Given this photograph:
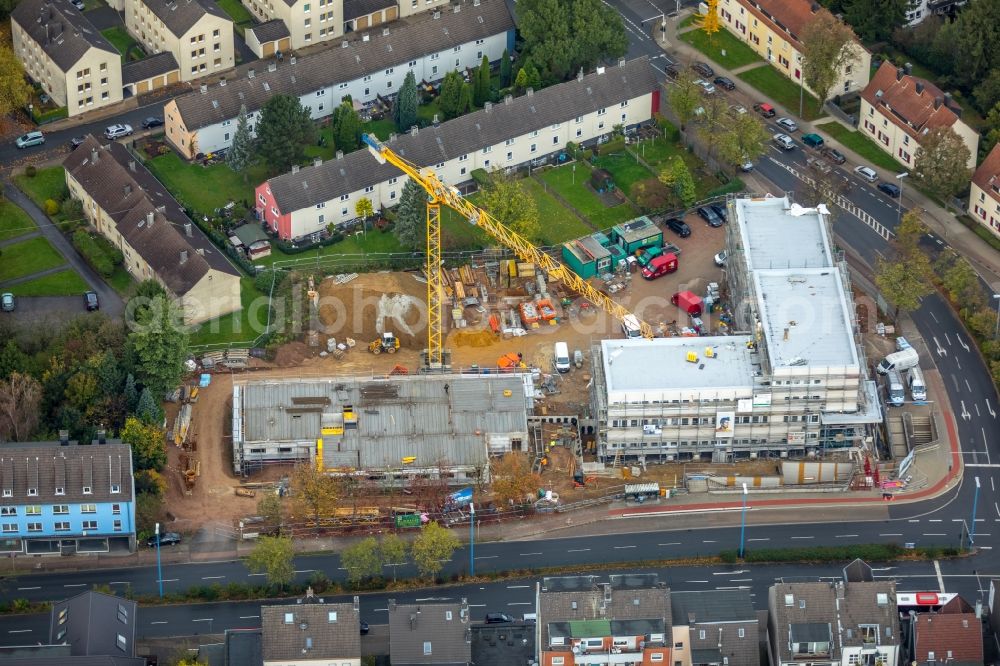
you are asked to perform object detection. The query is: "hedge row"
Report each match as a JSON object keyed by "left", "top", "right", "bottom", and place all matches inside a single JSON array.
[
  {"left": 719, "top": 543, "right": 961, "bottom": 564},
  {"left": 71, "top": 230, "right": 122, "bottom": 277}
]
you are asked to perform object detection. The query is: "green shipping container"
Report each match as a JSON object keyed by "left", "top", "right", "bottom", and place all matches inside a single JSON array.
[{"left": 395, "top": 514, "right": 422, "bottom": 528}]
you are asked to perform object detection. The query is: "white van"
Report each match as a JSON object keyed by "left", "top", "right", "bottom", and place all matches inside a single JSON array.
[
  {"left": 886, "top": 369, "right": 905, "bottom": 407},
  {"left": 621, "top": 314, "right": 642, "bottom": 338},
  {"left": 554, "top": 342, "right": 571, "bottom": 373},
  {"left": 908, "top": 366, "right": 927, "bottom": 402},
  {"left": 876, "top": 346, "right": 919, "bottom": 375}
]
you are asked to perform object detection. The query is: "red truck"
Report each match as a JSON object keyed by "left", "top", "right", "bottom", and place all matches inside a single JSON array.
[
  {"left": 641, "top": 253, "right": 678, "bottom": 280},
  {"left": 671, "top": 290, "right": 703, "bottom": 316}
]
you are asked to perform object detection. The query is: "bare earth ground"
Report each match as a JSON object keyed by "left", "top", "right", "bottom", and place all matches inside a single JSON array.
[{"left": 164, "top": 222, "right": 728, "bottom": 532}]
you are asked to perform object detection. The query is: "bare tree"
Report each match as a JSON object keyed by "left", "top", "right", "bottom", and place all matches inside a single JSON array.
[{"left": 0, "top": 372, "right": 41, "bottom": 442}]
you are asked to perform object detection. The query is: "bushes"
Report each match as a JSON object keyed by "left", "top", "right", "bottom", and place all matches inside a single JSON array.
[
  {"left": 274, "top": 232, "right": 344, "bottom": 254},
  {"left": 718, "top": 543, "right": 962, "bottom": 563},
  {"left": 72, "top": 230, "right": 121, "bottom": 277},
  {"left": 25, "top": 166, "right": 36, "bottom": 178},
  {"left": 44, "top": 199, "right": 59, "bottom": 215}
]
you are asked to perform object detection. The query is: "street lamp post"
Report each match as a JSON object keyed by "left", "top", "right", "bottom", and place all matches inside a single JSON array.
[
  {"left": 738, "top": 483, "right": 748, "bottom": 558},
  {"left": 895, "top": 172, "right": 909, "bottom": 225},
  {"left": 469, "top": 503, "right": 476, "bottom": 576},
  {"left": 971, "top": 477, "right": 981, "bottom": 546},
  {"left": 993, "top": 294, "right": 1000, "bottom": 339},
  {"left": 154, "top": 522, "right": 163, "bottom": 599}
]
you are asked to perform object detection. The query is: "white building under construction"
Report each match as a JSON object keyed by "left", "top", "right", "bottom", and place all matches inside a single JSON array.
[
  {"left": 590, "top": 196, "right": 883, "bottom": 463},
  {"left": 232, "top": 374, "right": 532, "bottom": 481}
]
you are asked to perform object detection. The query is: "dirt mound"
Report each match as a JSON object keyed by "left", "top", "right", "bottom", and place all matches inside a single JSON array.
[
  {"left": 317, "top": 272, "right": 427, "bottom": 349},
  {"left": 451, "top": 329, "right": 498, "bottom": 348}
]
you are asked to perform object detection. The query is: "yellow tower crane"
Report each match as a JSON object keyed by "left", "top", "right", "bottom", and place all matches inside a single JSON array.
[{"left": 362, "top": 133, "right": 654, "bottom": 370}]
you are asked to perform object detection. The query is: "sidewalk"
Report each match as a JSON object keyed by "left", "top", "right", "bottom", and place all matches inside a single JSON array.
[{"left": 664, "top": 12, "right": 1000, "bottom": 288}]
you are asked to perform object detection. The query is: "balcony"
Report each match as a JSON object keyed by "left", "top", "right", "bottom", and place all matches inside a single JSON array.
[{"left": 571, "top": 650, "right": 644, "bottom": 665}]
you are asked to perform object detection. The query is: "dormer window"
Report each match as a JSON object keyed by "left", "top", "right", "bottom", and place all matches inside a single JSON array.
[
  {"left": 284, "top": 612, "right": 294, "bottom": 624},
  {"left": 83, "top": 486, "right": 92, "bottom": 494},
  {"left": 1, "top": 490, "right": 10, "bottom": 498},
  {"left": 27, "top": 488, "right": 37, "bottom": 497},
  {"left": 111, "top": 484, "right": 121, "bottom": 494},
  {"left": 55, "top": 487, "right": 65, "bottom": 495}
]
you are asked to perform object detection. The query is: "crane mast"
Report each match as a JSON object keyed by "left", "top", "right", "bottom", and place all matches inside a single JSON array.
[{"left": 362, "top": 133, "right": 655, "bottom": 369}]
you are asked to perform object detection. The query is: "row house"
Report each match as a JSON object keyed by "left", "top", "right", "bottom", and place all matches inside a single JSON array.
[
  {"left": 11, "top": 0, "right": 123, "bottom": 116},
  {"left": 389, "top": 599, "right": 472, "bottom": 665},
  {"left": 968, "top": 143, "right": 1000, "bottom": 239},
  {"left": 670, "top": 591, "right": 759, "bottom": 666},
  {"left": 261, "top": 590, "right": 361, "bottom": 665},
  {"left": 63, "top": 136, "right": 242, "bottom": 325},
  {"left": 716, "top": 0, "right": 870, "bottom": 98},
  {"left": 125, "top": 0, "right": 235, "bottom": 82},
  {"left": 240, "top": 0, "right": 453, "bottom": 52},
  {"left": 0, "top": 438, "right": 136, "bottom": 556},
  {"left": 255, "top": 57, "right": 659, "bottom": 241},
  {"left": 163, "top": 0, "right": 514, "bottom": 159},
  {"left": 859, "top": 62, "right": 978, "bottom": 170},
  {"left": 907, "top": 595, "right": 982, "bottom": 666}
]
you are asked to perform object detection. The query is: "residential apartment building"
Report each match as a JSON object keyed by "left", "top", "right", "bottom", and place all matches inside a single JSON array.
[
  {"left": 859, "top": 62, "right": 979, "bottom": 170},
  {"left": 968, "top": 143, "right": 1000, "bottom": 238},
  {"left": 590, "top": 196, "right": 882, "bottom": 464},
  {"left": 536, "top": 574, "right": 672, "bottom": 666},
  {"left": 670, "top": 590, "right": 759, "bottom": 666},
  {"left": 240, "top": 0, "right": 453, "bottom": 51},
  {"left": 0, "top": 438, "right": 136, "bottom": 556},
  {"left": 767, "top": 561, "right": 900, "bottom": 666},
  {"left": 164, "top": 0, "right": 514, "bottom": 159},
  {"left": 256, "top": 57, "right": 658, "bottom": 240},
  {"left": 907, "top": 596, "right": 982, "bottom": 666},
  {"left": 11, "top": 0, "right": 123, "bottom": 117},
  {"left": 261, "top": 592, "right": 361, "bottom": 665},
  {"left": 716, "top": 0, "right": 870, "bottom": 98},
  {"left": 63, "top": 136, "right": 242, "bottom": 325},
  {"left": 388, "top": 599, "right": 471, "bottom": 665},
  {"left": 904, "top": 0, "right": 966, "bottom": 25},
  {"left": 125, "top": 0, "right": 234, "bottom": 82}
]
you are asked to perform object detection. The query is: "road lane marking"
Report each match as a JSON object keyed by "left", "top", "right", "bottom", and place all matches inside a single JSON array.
[
  {"left": 835, "top": 535, "right": 858, "bottom": 538},
  {"left": 958, "top": 336, "right": 970, "bottom": 352},
  {"left": 613, "top": 545, "right": 637, "bottom": 549},
  {"left": 150, "top": 621, "right": 168, "bottom": 625},
  {"left": 507, "top": 602, "right": 532, "bottom": 606},
  {"left": 109, "top": 581, "right": 129, "bottom": 585},
  {"left": 908, "top": 519, "right": 920, "bottom": 522},
  {"left": 64, "top": 583, "right": 86, "bottom": 587},
  {"left": 294, "top": 570, "right": 314, "bottom": 574},
  {"left": 507, "top": 585, "right": 530, "bottom": 589},
  {"left": 967, "top": 379, "right": 974, "bottom": 392},
  {"left": 519, "top": 552, "right": 542, "bottom": 556},
  {"left": 730, "top": 578, "right": 753, "bottom": 582},
  {"left": 239, "top": 615, "right": 259, "bottom": 619},
  {"left": 923, "top": 533, "right": 947, "bottom": 536},
  {"left": 686, "top": 580, "right": 709, "bottom": 583},
  {"left": 247, "top": 573, "right": 266, "bottom": 576},
  {"left": 567, "top": 549, "right": 590, "bottom": 552},
  {"left": 702, "top": 540, "right": 717, "bottom": 543},
  {"left": 935, "top": 561, "right": 945, "bottom": 592},
  {"left": 192, "top": 618, "right": 213, "bottom": 622},
  {"left": 7, "top": 629, "right": 31, "bottom": 634},
  {"left": 474, "top": 555, "right": 498, "bottom": 560},
  {"left": 987, "top": 399, "right": 996, "bottom": 418},
  {"left": 202, "top": 576, "right": 225, "bottom": 580},
  {"left": 157, "top": 578, "right": 179, "bottom": 583},
  {"left": 791, "top": 536, "right": 814, "bottom": 539},
  {"left": 929, "top": 519, "right": 942, "bottom": 522},
  {"left": 658, "top": 542, "right": 681, "bottom": 546},
  {"left": 879, "top": 533, "right": 902, "bottom": 536},
  {"left": 16, "top": 587, "right": 40, "bottom": 591},
  {"left": 748, "top": 538, "right": 770, "bottom": 542}
]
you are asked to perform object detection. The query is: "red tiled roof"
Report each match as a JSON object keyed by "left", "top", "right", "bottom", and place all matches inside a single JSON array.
[
  {"left": 732, "top": 0, "right": 862, "bottom": 50},
  {"left": 972, "top": 143, "right": 1000, "bottom": 205},
  {"left": 912, "top": 612, "right": 982, "bottom": 664},
  {"left": 861, "top": 61, "right": 961, "bottom": 141}
]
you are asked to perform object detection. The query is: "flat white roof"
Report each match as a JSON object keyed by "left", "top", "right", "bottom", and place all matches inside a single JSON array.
[
  {"left": 734, "top": 197, "right": 833, "bottom": 270},
  {"left": 601, "top": 337, "right": 757, "bottom": 399},
  {"left": 753, "top": 268, "right": 859, "bottom": 372}
]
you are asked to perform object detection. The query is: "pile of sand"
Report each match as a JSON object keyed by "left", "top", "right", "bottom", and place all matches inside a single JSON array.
[
  {"left": 450, "top": 329, "right": 498, "bottom": 348},
  {"left": 317, "top": 272, "right": 427, "bottom": 349}
]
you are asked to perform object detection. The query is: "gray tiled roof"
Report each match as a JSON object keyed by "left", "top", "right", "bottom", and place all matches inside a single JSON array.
[
  {"left": 470, "top": 624, "right": 535, "bottom": 666},
  {"left": 268, "top": 57, "right": 655, "bottom": 214},
  {"left": 261, "top": 602, "right": 360, "bottom": 661},
  {"left": 138, "top": 0, "right": 230, "bottom": 38},
  {"left": 0, "top": 656, "right": 146, "bottom": 665},
  {"left": 388, "top": 601, "right": 471, "bottom": 665},
  {"left": 344, "top": 0, "right": 395, "bottom": 21},
  {"left": 672, "top": 590, "right": 758, "bottom": 666},
  {"left": 670, "top": 590, "right": 756, "bottom": 625},
  {"left": 247, "top": 18, "right": 289, "bottom": 43},
  {"left": 11, "top": 0, "right": 117, "bottom": 72},
  {"left": 0, "top": 440, "right": 133, "bottom": 505},
  {"left": 122, "top": 51, "right": 179, "bottom": 84},
  {"left": 62, "top": 136, "right": 239, "bottom": 297},
  {"left": 50, "top": 591, "right": 138, "bottom": 657},
  {"left": 173, "top": 0, "right": 514, "bottom": 131}
]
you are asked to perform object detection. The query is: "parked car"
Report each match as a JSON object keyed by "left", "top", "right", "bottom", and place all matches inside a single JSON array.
[
  {"left": 854, "top": 165, "right": 878, "bottom": 183},
  {"left": 15, "top": 131, "right": 44, "bottom": 149},
  {"left": 821, "top": 147, "right": 846, "bottom": 164},
  {"left": 728, "top": 104, "right": 748, "bottom": 116},
  {"left": 753, "top": 102, "right": 776, "bottom": 118},
  {"left": 776, "top": 117, "right": 798, "bottom": 133},
  {"left": 485, "top": 613, "right": 515, "bottom": 624},
  {"left": 147, "top": 532, "right": 181, "bottom": 547},
  {"left": 692, "top": 61, "right": 714, "bottom": 78},
  {"left": 773, "top": 133, "right": 795, "bottom": 150},
  {"left": 104, "top": 123, "right": 133, "bottom": 139},
  {"left": 71, "top": 0, "right": 84, "bottom": 9},
  {"left": 694, "top": 79, "right": 716, "bottom": 94},
  {"left": 641, "top": 253, "right": 678, "bottom": 280},
  {"left": 69, "top": 136, "right": 87, "bottom": 149},
  {"left": 664, "top": 217, "right": 691, "bottom": 237},
  {"left": 714, "top": 250, "right": 727, "bottom": 267},
  {"left": 360, "top": 621, "right": 370, "bottom": 635},
  {"left": 710, "top": 204, "right": 728, "bottom": 223},
  {"left": 1, "top": 293, "right": 14, "bottom": 312},
  {"left": 807, "top": 156, "right": 831, "bottom": 174},
  {"left": 84, "top": 291, "right": 99, "bottom": 311},
  {"left": 141, "top": 116, "right": 164, "bottom": 129},
  {"left": 877, "top": 181, "right": 901, "bottom": 198},
  {"left": 713, "top": 76, "right": 736, "bottom": 91},
  {"left": 739, "top": 159, "right": 754, "bottom": 172},
  {"left": 801, "top": 133, "right": 825, "bottom": 148},
  {"left": 697, "top": 206, "right": 723, "bottom": 227},
  {"left": 665, "top": 65, "right": 680, "bottom": 80}
]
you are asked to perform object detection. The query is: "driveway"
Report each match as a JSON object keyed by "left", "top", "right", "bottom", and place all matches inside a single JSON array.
[
  {"left": 0, "top": 295, "right": 100, "bottom": 324},
  {"left": 3, "top": 182, "right": 125, "bottom": 318}
]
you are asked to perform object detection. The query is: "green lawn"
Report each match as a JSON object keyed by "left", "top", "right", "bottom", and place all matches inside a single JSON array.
[
  {"left": 417, "top": 97, "right": 444, "bottom": 125},
  {"left": 107, "top": 266, "right": 135, "bottom": 296},
  {"left": 15, "top": 167, "right": 67, "bottom": 209},
  {"left": 216, "top": 0, "right": 254, "bottom": 25},
  {"left": 520, "top": 178, "right": 595, "bottom": 244},
  {"left": 188, "top": 277, "right": 265, "bottom": 347},
  {"left": 0, "top": 237, "right": 67, "bottom": 282},
  {"left": 0, "top": 202, "right": 37, "bottom": 242},
  {"left": 100, "top": 27, "right": 142, "bottom": 62},
  {"left": 592, "top": 152, "right": 655, "bottom": 197},
  {"left": 678, "top": 26, "right": 763, "bottom": 70},
  {"left": 814, "top": 121, "right": 902, "bottom": 172},
  {"left": 537, "top": 164, "right": 635, "bottom": 230},
  {"left": 679, "top": 14, "right": 697, "bottom": 29},
  {"left": 10, "top": 269, "right": 89, "bottom": 296},
  {"left": 144, "top": 152, "right": 265, "bottom": 215},
  {"left": 737, "top": 65, "right": 825, "bottom": 121},
  {"left": 260, "top": 227, "right": 407, "bottom": 268}
]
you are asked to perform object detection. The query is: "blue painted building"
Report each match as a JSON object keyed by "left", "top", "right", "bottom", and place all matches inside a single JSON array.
[{"left": 0, "top": 438, "right": 136, "bottom": 555}]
